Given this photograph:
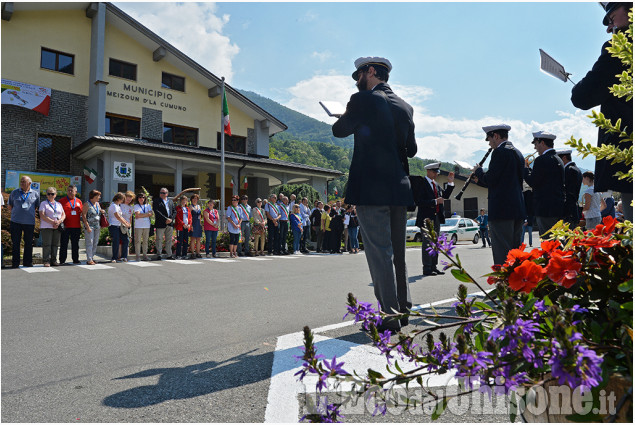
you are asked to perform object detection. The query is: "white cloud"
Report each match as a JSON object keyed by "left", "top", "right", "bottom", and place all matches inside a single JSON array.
[
  {"left": 283, "top": 74, "right": 599, "bottom": 171},
  {"left": 116, "top": 2, "right": 239, "bottom": 82},
  {"left": 311, "top": 51, "right": 333, "bottom": 63}
]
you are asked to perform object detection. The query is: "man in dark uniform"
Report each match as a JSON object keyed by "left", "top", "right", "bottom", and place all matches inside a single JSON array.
[
  {"left": 556, "top": 149, "right": 583, "bottom": 228},
  {"left": 571, "top": 2, "right": 633, "bottom": 222},
  {"left": 523, "top": 131, "right": 566, "bottom": 238},
  {"left": 473, "top": 124, "right": 525, "bottom": 266},
  {"left": 333, "top": 56, "right": 417, "bottom": 333},
  {"left": 415, "top": 163, "right": 455, "bottom": 276}
]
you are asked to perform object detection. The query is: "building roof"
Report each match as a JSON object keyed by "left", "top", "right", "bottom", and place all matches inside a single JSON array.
[{"left": 72, "top": 135, "right": 343, "bottom": 177}]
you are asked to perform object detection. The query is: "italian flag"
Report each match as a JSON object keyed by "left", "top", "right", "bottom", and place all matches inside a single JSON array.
[
  {"left": 243, "top": 176, "right": 248, "bottom": 189},
  {"left": 83, "top": 166, "right": 98, "bottom": 184},
  {"left": 222, "top": 88, "right": 231, "bottom": 136},
  {"left": 230, "top": 177, "right": 235, "bottom": 188},
  {"left": 334, "top": 186, "right": 338, "bottom": 195}
]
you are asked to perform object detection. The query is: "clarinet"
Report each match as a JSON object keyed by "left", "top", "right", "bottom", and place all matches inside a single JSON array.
[{"left": 455, "top": 148, "right": 493, "bottom": 201}]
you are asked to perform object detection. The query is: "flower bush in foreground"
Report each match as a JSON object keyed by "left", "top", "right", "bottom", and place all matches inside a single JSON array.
[{"left": 296, "top": 216, "right": 632, "bottom": 422}]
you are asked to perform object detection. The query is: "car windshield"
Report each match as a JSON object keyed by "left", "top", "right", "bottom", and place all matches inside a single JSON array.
[
  {"left": 443, "top": 218, "right": 460, "bottom": 227},
  {"left": 406, "top": 219, "right": 416, "bottom": 226}
]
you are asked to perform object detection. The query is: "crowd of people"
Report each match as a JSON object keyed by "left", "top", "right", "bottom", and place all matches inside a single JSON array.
[{"left": 3, "top": 178, "right": 364, "bottom": 267}]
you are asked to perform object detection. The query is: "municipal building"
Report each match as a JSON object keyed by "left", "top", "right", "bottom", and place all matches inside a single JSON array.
[{"left": 1, "top": 2, "right": 341, "bottom": 203}]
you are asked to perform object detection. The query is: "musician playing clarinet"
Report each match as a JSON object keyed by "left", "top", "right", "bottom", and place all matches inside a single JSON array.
[
  {"left": 472, "top": 124, "right": 525, "bottom": 266},
  {"left": 415, "top": 163, "right": 454, "bottom": 276}
]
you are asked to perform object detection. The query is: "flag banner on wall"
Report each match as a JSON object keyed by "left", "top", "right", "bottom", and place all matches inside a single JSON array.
[
  {"left": 222, "top": 88, "right": 231, "bottom": 136},
  {"left": 83, "top": 167, "right": 98, "bottom": 184},
  {"left": 1, "top": 79, "right": 51, "bottom": 116},
  {"left": 243, "top": 176, "right": 248, "bottom": 189},
  {"left": 230, "top": 177, "right": 235, "bottom": 187}
]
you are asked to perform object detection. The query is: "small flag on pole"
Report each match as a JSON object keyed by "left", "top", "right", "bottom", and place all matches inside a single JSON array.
[
  {"left": 230, "top": 177, "right": 235, "bottom": 188},
  {"left": 334, "top": 186, "right": 338, "bottom": 195},
  {"left": 222, "top": 88, "right": 232, "bottom": 136},
  {"left": 243, "top": 176, "right": 248, "bottom": 189},
  {"left": 83, "top": 166, "right": 97, "bottom": 184}
]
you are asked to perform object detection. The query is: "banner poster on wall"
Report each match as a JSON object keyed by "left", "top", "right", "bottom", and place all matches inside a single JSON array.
[
  {"left": 4, "top": 170, "right": 81, "bottom": 197},
  {"left": 1, "top": 79, "right": 52, "bottom": 116}
]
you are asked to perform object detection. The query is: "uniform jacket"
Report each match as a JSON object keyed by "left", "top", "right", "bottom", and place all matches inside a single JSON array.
[
  {"left": 415, "top": 178, "right": 454, "bottom": 227},
  {"left": 474, "top": 141, "right": 526, "bottom": 220},
  {"left": 333, "top": 83, "right": 416, "bottom": 206},
  {"left": 523, "top": 150, "right": 566, "bottom": 218},
  {"left": 564, "top": 162, "right": 583, "bottom": 222},
  {"left": 153, "top": 197, "right": 177, "bottom": 228},
  {"left": 571, "top": 40, "right": 633, "bottom": 193}
]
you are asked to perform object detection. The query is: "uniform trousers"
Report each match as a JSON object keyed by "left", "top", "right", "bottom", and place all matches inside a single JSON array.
[
  {"left": 421, "top": 215, "right": 441, "bottom": 271},
  {"left": 356, "top": 205, "right": 410, "bottom": 331},
  {"left": 489, "top": 219, "right": 523, "bottom": 266},
  {"left": 480, "top": 227, "right": 492, "bottom": 247},
  {"left": 315, "top": 227, "right": 324, "bottom": 252}
]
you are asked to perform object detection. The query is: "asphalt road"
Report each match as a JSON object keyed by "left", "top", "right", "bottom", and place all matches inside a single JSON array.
[{"left": 2, "top": 242, "right": 505, "bottom": 422}]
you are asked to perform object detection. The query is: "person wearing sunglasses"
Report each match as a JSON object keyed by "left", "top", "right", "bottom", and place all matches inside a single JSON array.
[
  {"left": 39, "top": 187, "right": 65, "bottom": 267},
  {"left": 152, "top": 187, "right": 177, "bottom": 260}
]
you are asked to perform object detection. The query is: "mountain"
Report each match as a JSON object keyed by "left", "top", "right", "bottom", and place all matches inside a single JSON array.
[{"left": 238, "top": 89, "right": 353, "bottom": 149}]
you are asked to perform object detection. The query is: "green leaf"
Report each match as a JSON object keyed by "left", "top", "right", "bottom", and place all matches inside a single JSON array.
[
  {"left": 620, "top": 302, "right": 633, "bottom": 311},
  {"left": 451, "top": 269, "right": 473, "bottom": 283},
  {"left": 618, "top": 279, "right": 633, "bottom": 292},
  {"left": 431, "top": 397, "right": 448, "bottom": 421},
  {"left": 473, "top": 301, "right": 492, "bottom": 311}
]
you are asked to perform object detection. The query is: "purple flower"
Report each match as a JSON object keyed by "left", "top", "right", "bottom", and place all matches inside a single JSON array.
[
  {"left": 343, "top": 301, "right": 382, "bottom": 330},
  {"left": 323, "top": 356, "right": 348, "bottom": 376},
  {"left": 534, "top": 300, "right": 547, "bottom": 312},
  {"left": 571, "top": 305, "right": 589, "bottom": 314},
  {"left": 425, "top": 232, "right": 456, "bottom": 258},
  {"left": 549, "top": 345, "right": 603, "bottom": 392}
]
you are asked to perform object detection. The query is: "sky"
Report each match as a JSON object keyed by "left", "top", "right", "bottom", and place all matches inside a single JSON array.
[{"left": 115, "top": 1, "right": 619, "bottom": 171}]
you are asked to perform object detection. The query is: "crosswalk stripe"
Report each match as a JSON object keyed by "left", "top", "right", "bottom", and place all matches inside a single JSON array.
[
  {"left": 75, "top": 264, "right": 115, "bottom": 270},
  {"left": 21, "top": 266, "right": 58, "bottom": 273}
]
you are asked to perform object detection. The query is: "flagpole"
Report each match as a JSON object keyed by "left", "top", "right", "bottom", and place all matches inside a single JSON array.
[{"left": 220, "top": 77, "right": 226, "bottom": 232}]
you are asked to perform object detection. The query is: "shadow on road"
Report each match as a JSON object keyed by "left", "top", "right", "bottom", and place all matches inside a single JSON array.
[{"left": 103, "top": 348, "right": 274, "bottom": 408}]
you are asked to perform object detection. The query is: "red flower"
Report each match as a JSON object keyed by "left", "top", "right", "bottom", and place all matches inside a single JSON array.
[
  {"left": 592, "top": 215, "right": 618, "bottom": 236},
  {"left": 506, "top": 244, "right": 542, "bottom": 266},
  {"left": 487, "top": 275, "right": 498, "bottom": 285},
  {"left": 540, "top": 240, "right": 561, "bottom": 254},
  {"left": 576, "top": 235, "right": 620, "bottom": 249},
  {"left": 508, "top": 260, "right": 546, "bottom": 293},
  {"left": 545, "top": 252, "right": 582, "bottom": 289},
  {"left": 491, "top": 264, "right": 502, "bottom": 272}
]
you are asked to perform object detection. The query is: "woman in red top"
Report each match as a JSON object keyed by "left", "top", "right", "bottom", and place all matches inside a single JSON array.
[{"left": 174, "top": 195, "right": 192, "bottom": 259}]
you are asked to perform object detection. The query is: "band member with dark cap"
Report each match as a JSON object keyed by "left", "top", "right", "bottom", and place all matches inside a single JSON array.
[
  {"left": 571, "top": 2, "right": 633, "bottom": 222},
  {"left": 333, "top": 56, "right": 417, "bottom": 333},
  {"left": 523, "top": 131, "right": 566, "bottom": 238},
  {"left": 473, "top": 124, "right": 525, "bottom": 266},
  {"left": 556, "top": 149, "right": 583, "bottom": 227},
  {"left": 415, "top": 163, "right": 454, "bottom": 276}
]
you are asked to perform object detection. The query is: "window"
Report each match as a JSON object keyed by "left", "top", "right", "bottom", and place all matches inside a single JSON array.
[
  {"left": 163, "top": 124, "right": 197, "bottom": 147},
  {"left": 109, "top": 59, "right": 137, "bottom": 81},
  {"left": 106, "top": 114, "right": 140, "bottom": 138},
  {"left": 41, "top": 48, "right": 74, "bottom": 75},
  {"left": 217, "top": 133, "right": 247, "bottom": 154},
  {"left": 36, "top": 133, "right": 71, "bottom": 172},
  {"left": 161, "top": 72, "right": 185, "bottom": 91}
]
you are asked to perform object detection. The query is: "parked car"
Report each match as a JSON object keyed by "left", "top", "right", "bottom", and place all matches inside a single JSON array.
[
  {"left": 406, "top": 219, "right": 421, "bottom": 242},
  {"left": 440, "top": 217, "right": 481, "bottom": 244}
]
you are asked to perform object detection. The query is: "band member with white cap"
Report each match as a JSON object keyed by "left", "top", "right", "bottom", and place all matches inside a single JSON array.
[
  {"left": 333, "top": 56, "right": 417, "bottom": 333},
  {"left": 571, "top": 2, "right": 633, "bottom": 222},
  {"left": 556, "top": 149, "right": 583, "bottom": 227},
  {"left": 415, "top": 162, "right": 454, "bottom": 276},
  {"left": 473, "top": 124, "right": 525, "bottom": 265},
  {"left": 523, "top": 131, "right": 566, "bottom": 238}
]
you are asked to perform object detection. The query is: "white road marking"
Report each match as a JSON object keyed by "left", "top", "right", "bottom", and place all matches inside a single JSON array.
[
  {"left": 264, "top": 291, "right": 490, "bottom": 422},
  {"left": 241, "top": 257, "right": 272, "bottom": 261},
  {"left": 201, "top": 258, "right": 237, "bottom": 263},
  {"left": 75, "top": 264, "right": 115, "bottom": 270},
  {"left": 21, "top": 266, "right": 59, "bottom": 273},
  {"left": 164, "top": 260, "right": 203, "bottom": 265},
  {"left": 126, "top": 262, "right": 161, "bottom": 267}
]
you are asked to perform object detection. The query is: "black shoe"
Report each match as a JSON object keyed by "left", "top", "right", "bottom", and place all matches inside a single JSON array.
[
  {"left": 73, "top": 260, "right": 81, "bottom": 264},
  {"left": 400, "top": 317, "right": 409, "bottom": 327},
  {"left": 432, "top": 267, "right": 445, "bottom": 275},
  {"left": 423, "top": 269, "right": 436, "bottom": 276}
]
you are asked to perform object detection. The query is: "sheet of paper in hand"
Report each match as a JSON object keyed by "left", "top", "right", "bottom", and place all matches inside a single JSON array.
[{"left": 319, "top": 101, "right": 346, "bottom": 117}]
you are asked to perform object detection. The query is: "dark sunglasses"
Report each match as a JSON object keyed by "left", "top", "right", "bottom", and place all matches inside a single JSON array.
[{"left": 47, "top": 193, "right": 55, "bottom": 196}]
